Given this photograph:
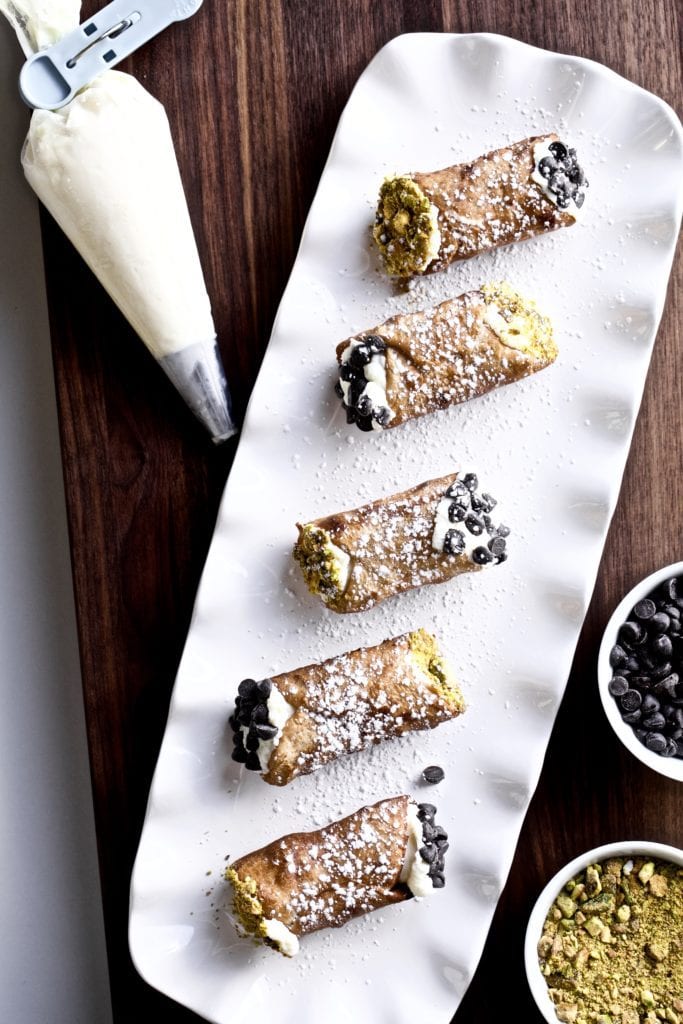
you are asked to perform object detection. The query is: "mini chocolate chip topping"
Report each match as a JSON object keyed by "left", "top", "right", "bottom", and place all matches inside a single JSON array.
[
  {"left": 417, "top": 802, "right": 448, "bottom": 887},
  {"left": 439, "top": 474, "right": 509, "bottom": 565},
  {"left": 536, "top": 141, "right": 588, "bottom": 210},
  {"left": 230, "top": 677, "right": 277, "bottom": 771},
  {"left": 336, "top": 335, "right": 392, "bottom": 431},
  {"left": 607, "top": 575, "right": 683, "bottom": 759}
]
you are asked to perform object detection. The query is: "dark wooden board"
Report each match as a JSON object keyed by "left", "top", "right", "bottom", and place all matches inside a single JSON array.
[{"left": 41, "top": 1, "right": 681, "bottom": 1020}]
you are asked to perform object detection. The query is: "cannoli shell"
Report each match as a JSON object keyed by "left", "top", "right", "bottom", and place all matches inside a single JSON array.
[
  {"left": 295, "top": 473, "right": 478, "bottom": 613},
  {"left": 416, "top": 134, "right": 574, "bottom": 271},
  {"left": 336, "top": 288, "right": 556, "bottom": 428},
  {"left": 263, "top": 630, "right": 465, "bottom": 786},
  {"left": 229, "top": 795, "right": 412, "bottom": 941}
]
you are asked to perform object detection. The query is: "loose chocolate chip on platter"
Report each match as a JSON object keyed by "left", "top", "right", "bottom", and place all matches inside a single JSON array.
[{"left": 422, "top": 765, "right": 445, "bottom": 784}]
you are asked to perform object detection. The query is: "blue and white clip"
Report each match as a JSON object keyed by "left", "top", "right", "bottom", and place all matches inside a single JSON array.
[{"left": 19, "top": 0, "right": 203, "bottom": 109}]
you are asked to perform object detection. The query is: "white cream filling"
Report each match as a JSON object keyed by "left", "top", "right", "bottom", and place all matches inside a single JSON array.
[
  {"left": 326, "top": 540, "right": 351, "bottom": 596},
  {"left": 431, "top": 497, "right": 479, "bottom": 561},
  {"left": 424, "top": 202, "right": 442, "bottom": 265},
  {"left": 241, "top": 685, "right": 295, "bottom": 771},
  {"left": 340, "top": 343, "right": 394, "bottom": 430},
  {"left": 531, "top": 139, "right": 584, "bottom": 221},
  {"left": 400, "top": 802, "right": 434, "bottom": 898},
  {"left": 484, "top": 304, "right": 531, "bottom": 351},
  {"left": 262, "top": 917, "right": 300, "bottom": 957}
]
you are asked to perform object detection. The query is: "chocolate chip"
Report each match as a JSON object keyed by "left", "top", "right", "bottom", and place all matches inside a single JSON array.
[
  {"left": 662, "top": 738, "right": 678, "bottom": 757},
  {"left": 644, "top": 732, "right": 667, "bottom": 753},
  {"left": 431, "top": 874, "right": 445, "bottom": 889},
  {"left": 422, "top": 765, "right": 445, "bottom": 784},
  {"left": 463, "top": 473, "right": 478, "bottom": 491},
  {"left": 622, "top": 709, "right": 642, "bottom": 724},
  {"left": 464, "top": 512, "right": 485, "bottom": 536},
  {"left": 364, "top": 334, "right": 386, "bottom": 353},
  {"left": 232, "top": 743, "right": 247, "bottom": 764},
  {"left": 356, "top": 393, "right": 373, "bottom": 417},
  {"left": 472, "top": 546, "right": 494, "bottom": 565},
  {"left": 448, "top": 500, "right": 467, "bottom": 522},
  {"left": 255, "top": 723, "right": 279, "bottom": 740},
  {"left": 334, "top": 381, "right": 344, "bottom": 399},
  {"left": 444, "top": 529, "right": 465, "bottom": 556},
  {"left": 651, "top": 612, "right": 671, "bottom": 633},
  {"left": 634, "top": 598, "right": 656, "bottom": 620},
  {"left": 619, "top": 621, "right": 645, "bottom": 645},
  {"left": 245, "top": 751, "right": 261, "bottom": 771},
  {"left": 661, "top": 578, "right": 679, "bottom": 602},
  {"left": 652, "top": 635, "right": 673, "bottom": 660},
  {"left": 620, "top": 689, "right": 642, "bottom": 712},
  {"left": 349, "top": 343, "right": 372, "bottom": 367},
  {"left": 609, "top": 644, "right": 628, "bottom": 668},
  {"left": 374, "top": 406, "right": 391, "bottom": 427},
  {"left": 417, "top": 803, "right": 436, "bottom": 820},
  {"left": 608, "top": 675, "right": 629, "bottom": 697},
  {"left": 446, "top": 480, "right": 469, "bottom": 498},
  {"left": 238, "top": 678, "right": 258, "bottom": 698},
  {"left": 549, "top": 141, "right": 568, "bottom": 160},
  {"left": 480, "top": 492, "right": 497, "bottom": 512},
  {"left": 419, "top": 844, "right": 437, "bottom": 863},
  {"left": 641, "top": 694, "right": 660, "bottom": 714},
  {"left": 488, "top": 536, "right": 507, "bottom": 557},
  {"left": 496, "top": 524, "right": 511, "bottom": 538},
  {"left": 642, "top": 712, "right": 666, "bottom": 730}
]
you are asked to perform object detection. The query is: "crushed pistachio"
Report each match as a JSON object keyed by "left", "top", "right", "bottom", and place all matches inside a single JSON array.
[
  {"left": 292, "top": 524, "right": 349, "bottom": 605},
  {"left": 481, "top": 281, "right": 557, "bottom": 361},
  {"left": 538, "top": 857, "right": 683, "bottom": 1024},
  {"left": 372, "top": 176, "right": 441, "bottom": 276},
  {"left": 408, "top": 629, "right": 466, "bottom": 714}
]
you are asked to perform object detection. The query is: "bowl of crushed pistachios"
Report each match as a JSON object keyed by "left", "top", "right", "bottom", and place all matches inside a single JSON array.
[
  {"left": 597, "top": 562, "right": 683, "bottom": 783},
  {"left": 524, "top": 840, "right": 683, "bottom": 1024}
]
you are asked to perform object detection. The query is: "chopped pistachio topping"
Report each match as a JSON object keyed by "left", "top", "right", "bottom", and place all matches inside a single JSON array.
[
  {"left": 226, "top": 869, "right": 264, "bottom": 936},
  {"left": 226, "top": 869, "right": 298, "bottom": 957},
  {"left": 293, "top": 524, "right": 350, "bottom": 604},
  {"left": 373, "top": 175, "right": 441, "bottom": 276},
  {"left": 481, "top": 281, "right": 557, "bottom": 361},
  {"left": 537, "top": 856, "right": 683, "bottom": 1024},
  {"left": 408, "top": 628, "right": 465, "bottom": 713}
]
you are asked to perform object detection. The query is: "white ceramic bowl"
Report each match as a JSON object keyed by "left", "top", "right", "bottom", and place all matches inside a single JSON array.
[
  {"left": 597, "top": 561, "right": 683, "bottom": 783},
  {"left": 524, "top": 840, "right": 683, "bottom": 1023}
]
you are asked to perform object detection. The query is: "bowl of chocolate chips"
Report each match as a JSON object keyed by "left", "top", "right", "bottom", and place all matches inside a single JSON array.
[{"left": 598, "top": 563, "right": 683, "bottom": 781}]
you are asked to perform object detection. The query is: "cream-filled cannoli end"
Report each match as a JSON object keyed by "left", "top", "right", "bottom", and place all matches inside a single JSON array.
[
  {"left": 481, "top": 282, "right": 557, "bottom": 362},
  {"left": 373, "top": 175, "right": 441, "bottom": 276},
  {"left": 225, "top": 870, "right": 300, "bottom": 957},
  {"left": 293, "top": 524, "right": 351, "bottom": 606}
]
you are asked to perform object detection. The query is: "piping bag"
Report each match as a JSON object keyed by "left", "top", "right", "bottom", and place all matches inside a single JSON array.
[{"left": 1, "top": 0, "right": 237, "bottom": 443}]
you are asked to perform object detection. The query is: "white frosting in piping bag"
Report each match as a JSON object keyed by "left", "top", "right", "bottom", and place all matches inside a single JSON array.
[
  {"left": 0, "top": 0, "right": 80, "bottom": 55},
  {"left": 23, "top": 72, "right": 216, "bottom": 359}
]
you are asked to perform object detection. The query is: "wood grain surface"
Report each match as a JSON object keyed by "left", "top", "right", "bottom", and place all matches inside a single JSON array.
[{"left": 40, "top": 1, "right": 681, "bottom": 1020}]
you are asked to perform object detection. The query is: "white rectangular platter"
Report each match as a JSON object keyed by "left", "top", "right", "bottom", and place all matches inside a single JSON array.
[{"left": 129, "top": 32, "right": 683, "bottom": 1024}]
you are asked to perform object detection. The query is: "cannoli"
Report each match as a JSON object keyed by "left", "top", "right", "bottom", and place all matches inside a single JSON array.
[
  {"left": 373, "top": 135, "right": 588, "bottom": 277},
  {"left": 335, "top": 282, "right": 556, "bottom": 431},
  {"left": 230, "top": 629, "right": 465, "bottom": 785},
  {"left": 226, "top": 795, "right": 448, "bottom": 956},
  {"left": 293, "top": 471, "right": 509, "bottom": 613}
]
